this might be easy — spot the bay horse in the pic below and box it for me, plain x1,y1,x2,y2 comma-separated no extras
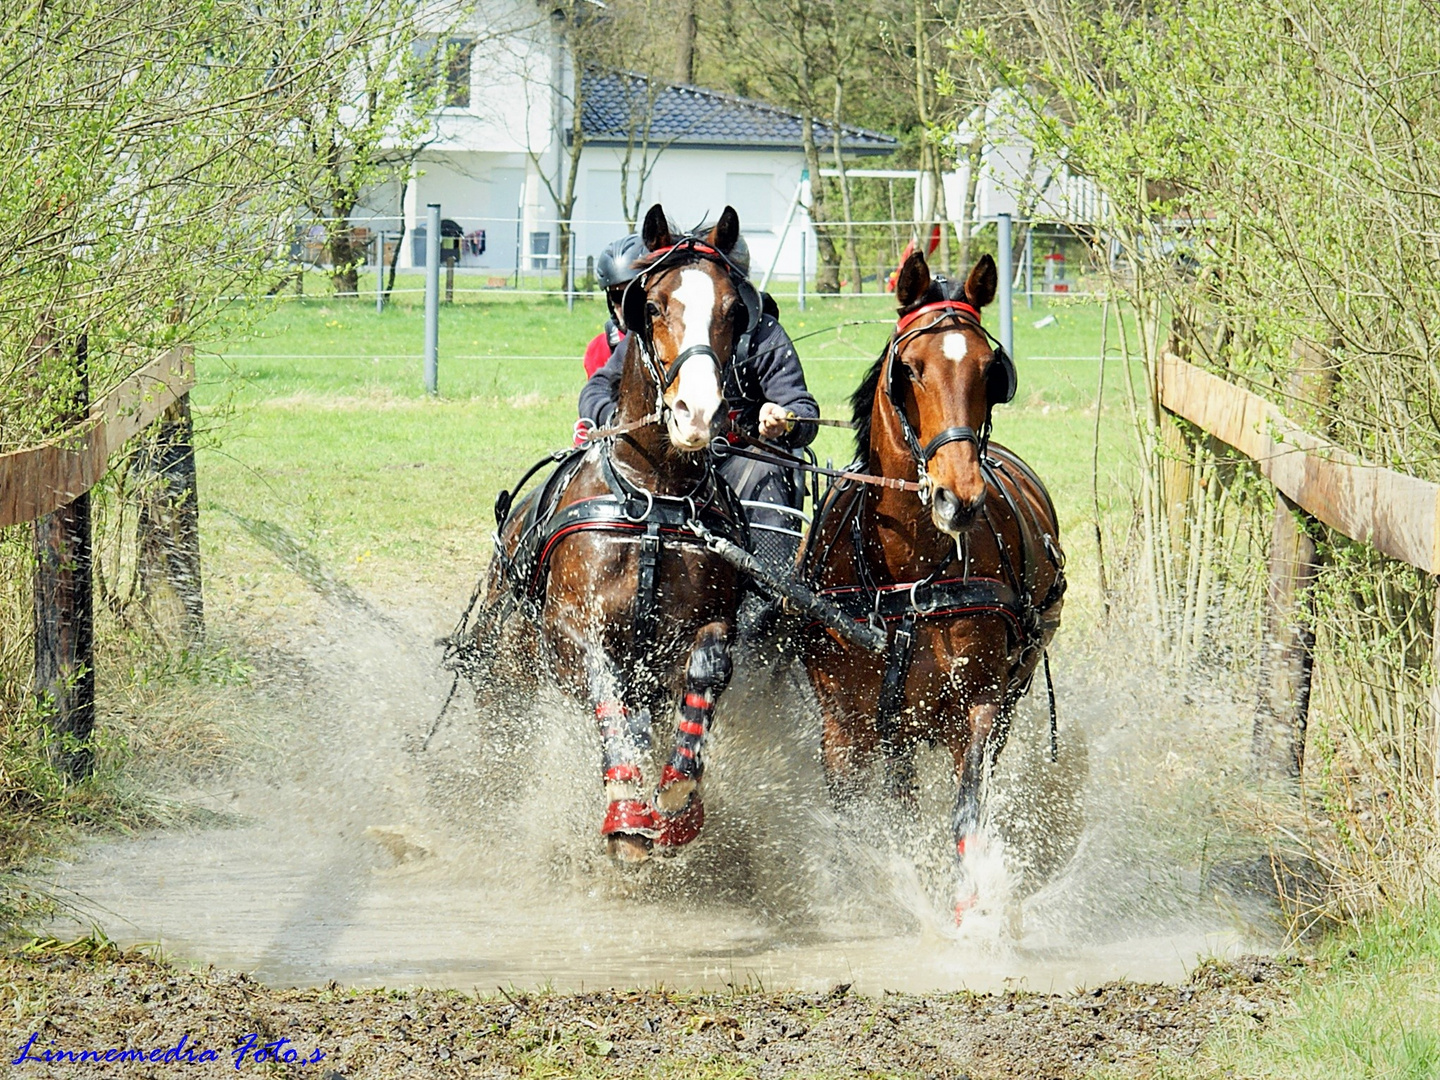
798,250,1066,920
479,204,757,863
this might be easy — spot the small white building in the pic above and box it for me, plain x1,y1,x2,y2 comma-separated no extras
358,6,895,277
943,92,1108,232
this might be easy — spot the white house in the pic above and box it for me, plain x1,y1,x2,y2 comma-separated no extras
943,93,1108,232
357,4,896,277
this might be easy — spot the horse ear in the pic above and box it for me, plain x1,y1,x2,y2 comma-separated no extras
622,280,647,336
964,254,998,309
708,206,741,255
895,250,931,309
641,204,673,251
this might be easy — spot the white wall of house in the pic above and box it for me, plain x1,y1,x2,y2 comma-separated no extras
573,147,814,279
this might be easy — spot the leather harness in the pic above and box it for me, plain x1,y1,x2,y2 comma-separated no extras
494,444,748,654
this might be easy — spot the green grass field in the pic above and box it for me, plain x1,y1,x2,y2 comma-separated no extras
195,286,1143,613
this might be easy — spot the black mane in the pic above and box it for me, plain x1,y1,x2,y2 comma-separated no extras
848,276,957,460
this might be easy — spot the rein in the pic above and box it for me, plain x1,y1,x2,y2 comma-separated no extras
711,435,925,493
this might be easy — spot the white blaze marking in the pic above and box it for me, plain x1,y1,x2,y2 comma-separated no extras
666,268,722,446
942,332,969,361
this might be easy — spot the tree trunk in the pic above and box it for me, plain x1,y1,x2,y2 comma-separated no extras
800,114,840,293
832,80,863,293
958,133,982,270
329,199,360,295
675,0,696,84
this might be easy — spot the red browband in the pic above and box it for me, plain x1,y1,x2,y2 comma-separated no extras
895,300,982,335
642,240,721,265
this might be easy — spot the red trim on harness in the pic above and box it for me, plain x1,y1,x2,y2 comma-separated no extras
820,575,1007,597
896,300,983,335
595,701,628,720
682,692,711,711
677,719,705,737
533,516,711,592
674,744,695,759
604,764,642,783
644,240,721,264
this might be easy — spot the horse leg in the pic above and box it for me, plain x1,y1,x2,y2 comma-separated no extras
586,648,658,862
882,746,919,819
653,621,731,850
950,701,1003,922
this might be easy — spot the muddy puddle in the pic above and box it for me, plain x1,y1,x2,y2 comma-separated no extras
36,596,1273,995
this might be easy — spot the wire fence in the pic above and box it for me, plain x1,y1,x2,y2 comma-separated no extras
276,212,1106,302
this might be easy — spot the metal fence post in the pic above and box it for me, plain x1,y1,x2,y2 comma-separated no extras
996,213,1014,355
424,203,440,395
798,229,807,313
375,231,386,314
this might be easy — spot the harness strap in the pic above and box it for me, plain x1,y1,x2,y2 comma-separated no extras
634,521,662,652
876,611,917,750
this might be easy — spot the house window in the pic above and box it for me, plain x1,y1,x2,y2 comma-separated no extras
725,173,774,232
444,38,474,108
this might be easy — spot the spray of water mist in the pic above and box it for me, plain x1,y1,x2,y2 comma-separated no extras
39,588,1273,993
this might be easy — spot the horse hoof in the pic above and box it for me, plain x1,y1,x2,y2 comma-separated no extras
654,792,704,851
954,893,977,926
607,834,654,863
601,798,659,839
655,765,697,815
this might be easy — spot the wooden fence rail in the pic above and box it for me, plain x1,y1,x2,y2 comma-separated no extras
1158,351,1440,796
1158,352,1440,574
1,345,197,780
1,347,194,528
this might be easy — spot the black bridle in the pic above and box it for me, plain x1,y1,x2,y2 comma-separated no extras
883,299,1016,505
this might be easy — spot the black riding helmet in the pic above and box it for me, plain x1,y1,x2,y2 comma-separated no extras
597,232,649,290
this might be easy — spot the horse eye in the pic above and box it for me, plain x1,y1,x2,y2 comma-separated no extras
646,301,660,318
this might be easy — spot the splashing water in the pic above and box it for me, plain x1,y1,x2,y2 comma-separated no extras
36,597,1271,994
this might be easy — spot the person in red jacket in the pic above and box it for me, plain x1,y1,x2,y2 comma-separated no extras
582,318,623,378
573,234,646,445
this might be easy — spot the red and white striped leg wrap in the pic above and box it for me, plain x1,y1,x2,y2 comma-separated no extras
666,690,712,782
595,701,644,785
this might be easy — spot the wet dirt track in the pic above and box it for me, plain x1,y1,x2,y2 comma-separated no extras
21,582,1286,1076
0,948,1298,1079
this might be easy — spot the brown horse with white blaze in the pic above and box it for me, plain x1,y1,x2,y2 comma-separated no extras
480,204,758,863
798,250,1066,919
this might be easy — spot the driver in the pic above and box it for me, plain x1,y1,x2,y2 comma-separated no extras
578,231,819,568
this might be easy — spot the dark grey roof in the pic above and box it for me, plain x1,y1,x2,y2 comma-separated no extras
578,71,897,156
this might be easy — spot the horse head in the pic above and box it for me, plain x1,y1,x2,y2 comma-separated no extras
621,203,756,452
887,250,1011,538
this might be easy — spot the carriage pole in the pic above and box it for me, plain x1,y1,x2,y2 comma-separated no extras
424,203,440,395
996,213,1014,355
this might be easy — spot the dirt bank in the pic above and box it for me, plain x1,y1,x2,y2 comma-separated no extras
1,948,1298,1079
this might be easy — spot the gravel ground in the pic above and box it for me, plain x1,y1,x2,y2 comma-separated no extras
0,948,1299,1079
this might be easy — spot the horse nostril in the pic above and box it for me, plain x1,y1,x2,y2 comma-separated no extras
933,486,982,531
933,487,961,525
671,397,691,420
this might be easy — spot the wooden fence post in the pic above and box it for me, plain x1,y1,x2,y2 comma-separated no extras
1254,495,1319,778
33,333,94,779
1431,589,1440,819
1252,339,1336,780
135,393,204,644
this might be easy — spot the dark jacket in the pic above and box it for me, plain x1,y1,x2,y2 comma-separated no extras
577,315,819,450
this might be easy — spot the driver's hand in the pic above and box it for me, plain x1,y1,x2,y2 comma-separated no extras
758,402,791,440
